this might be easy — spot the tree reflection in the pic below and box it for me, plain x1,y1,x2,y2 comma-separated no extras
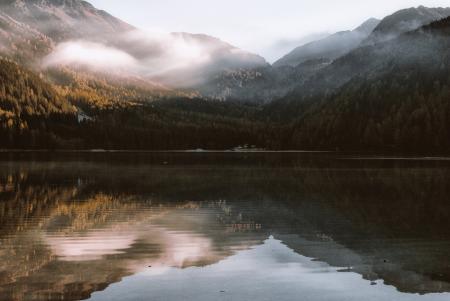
0,157,449,299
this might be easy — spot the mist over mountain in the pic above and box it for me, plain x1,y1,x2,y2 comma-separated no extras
0,0,267,90
0,0,133,41
1,1,450,152
198,18,381,104
198,18,381,103
363,5,450,45
273,18,380,68
197,58,331,104
272,6,450,104
146,33,268,87
268,16,450,151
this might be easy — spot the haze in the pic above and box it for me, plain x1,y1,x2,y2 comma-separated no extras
89,0,450,62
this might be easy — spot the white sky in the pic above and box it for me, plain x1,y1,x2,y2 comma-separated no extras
89,0,450,62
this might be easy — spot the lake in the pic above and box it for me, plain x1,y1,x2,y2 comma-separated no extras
0,152,449,301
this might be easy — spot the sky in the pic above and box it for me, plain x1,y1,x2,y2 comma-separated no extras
89,0,450,62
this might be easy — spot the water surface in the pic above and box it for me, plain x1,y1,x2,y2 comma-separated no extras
0,152,449,300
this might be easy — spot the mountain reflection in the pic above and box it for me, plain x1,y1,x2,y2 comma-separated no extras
0,155,449,300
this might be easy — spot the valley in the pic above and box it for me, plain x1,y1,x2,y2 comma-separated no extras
0,1,450,152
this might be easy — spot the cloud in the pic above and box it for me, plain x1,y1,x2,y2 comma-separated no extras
42,30,216,81
119,29,213,76
42,29,265,87
43,40,138,72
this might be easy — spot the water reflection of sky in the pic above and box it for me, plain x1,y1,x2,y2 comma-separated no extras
1,157,450,300
44,226,215,267
89,237,450,301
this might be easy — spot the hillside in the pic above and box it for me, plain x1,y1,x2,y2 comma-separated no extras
273,18,380,68
199,59,330,104
269,17,450,152
1,2,450,152
0,0,267,96
150,32,268,88
0,56,79,147
363,6,450,45
0,57,74,120
201,18,381,104
0,0,134,41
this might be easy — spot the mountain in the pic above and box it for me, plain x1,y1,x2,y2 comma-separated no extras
198,58,330,103
0,56,74,118
0,0,273,149
0,0,267,92
206,8,450,104
273,18,380,68
0,0,134,42
0,56,78,147
268,16,450,151
200,18,380,104
0,10,53,62
0,0,137,73
200,18,381,103
270,8,450,110
150,33,268,88
2,2,450,151
363,6,450,45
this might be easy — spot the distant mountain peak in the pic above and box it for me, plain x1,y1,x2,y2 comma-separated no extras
273,18,379,68
354,18,381,34
0,0,135,41
363,6,450,45
4,0,92,8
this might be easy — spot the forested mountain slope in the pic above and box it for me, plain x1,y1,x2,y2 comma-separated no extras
0,0,268,97
274,18,380,68
270,17,450,152
1,2,450,152
363,6,450,45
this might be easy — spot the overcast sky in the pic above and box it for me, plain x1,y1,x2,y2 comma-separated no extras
89,0,450,62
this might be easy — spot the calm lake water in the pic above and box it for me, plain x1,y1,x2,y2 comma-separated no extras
0,152,449,301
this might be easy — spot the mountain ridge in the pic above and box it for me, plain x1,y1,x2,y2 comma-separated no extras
362,5,450,45
273,18,380,68
0,0,268,95
0,0,135,41
266,16,450,151
1,2,450,151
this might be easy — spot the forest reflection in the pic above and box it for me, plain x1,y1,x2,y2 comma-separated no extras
0,156,449,300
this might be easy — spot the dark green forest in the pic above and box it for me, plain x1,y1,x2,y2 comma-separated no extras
1,17,450,152
1,55,450,152
0,57,273,150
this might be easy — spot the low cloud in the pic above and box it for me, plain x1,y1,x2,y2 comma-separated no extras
42,29,264,87
120,30,213,76
42,30,224,85
43,40,138,72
